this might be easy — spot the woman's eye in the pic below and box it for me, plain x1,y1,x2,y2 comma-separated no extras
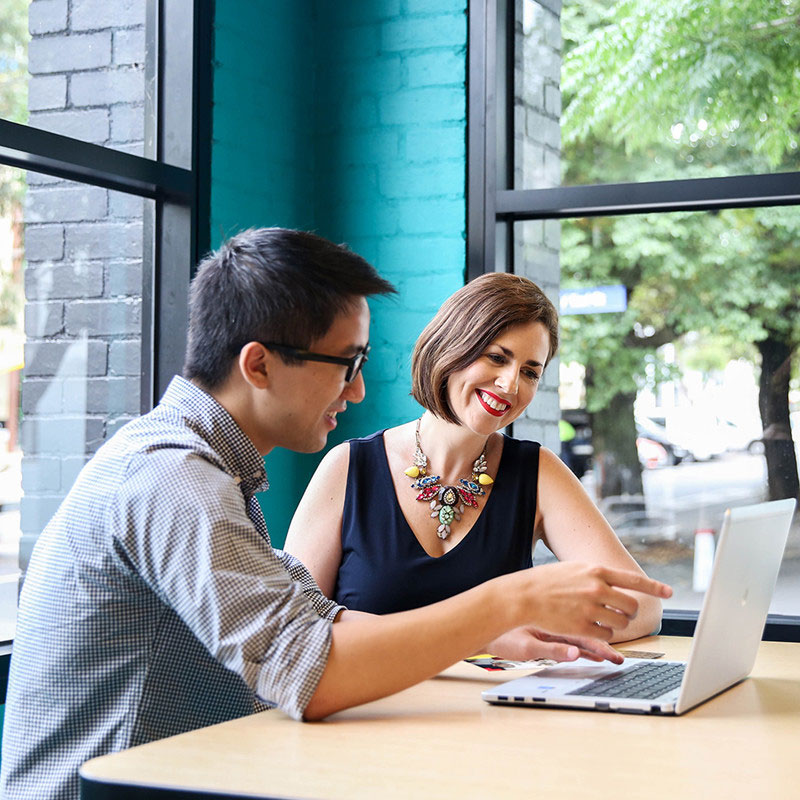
487,353,505,364
523,370,540,382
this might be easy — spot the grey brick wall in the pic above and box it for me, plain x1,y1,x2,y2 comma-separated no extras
513,0,562,453
21,0,147,569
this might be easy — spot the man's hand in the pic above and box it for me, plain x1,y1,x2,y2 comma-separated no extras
506,562,672,641
480,626,624,663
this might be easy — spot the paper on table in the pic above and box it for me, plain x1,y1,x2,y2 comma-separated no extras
464,654,557,671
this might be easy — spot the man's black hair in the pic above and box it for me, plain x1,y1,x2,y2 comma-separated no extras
183,227,396,389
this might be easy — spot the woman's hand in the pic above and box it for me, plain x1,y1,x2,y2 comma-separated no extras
534,448,666,640
480,625,624,663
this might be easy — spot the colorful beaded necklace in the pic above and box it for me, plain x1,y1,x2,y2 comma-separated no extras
403,418,495,540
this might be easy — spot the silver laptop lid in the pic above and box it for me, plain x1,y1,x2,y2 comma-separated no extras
676,498,796,714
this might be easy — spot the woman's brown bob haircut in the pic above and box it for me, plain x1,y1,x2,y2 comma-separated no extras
411,273,559,424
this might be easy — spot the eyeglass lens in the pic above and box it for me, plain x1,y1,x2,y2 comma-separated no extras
346,352,364,382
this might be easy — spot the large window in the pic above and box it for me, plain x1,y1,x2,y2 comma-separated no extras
0,0,210,641
469,0,800,638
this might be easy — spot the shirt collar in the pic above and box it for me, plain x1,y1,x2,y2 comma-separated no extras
159,376,268,496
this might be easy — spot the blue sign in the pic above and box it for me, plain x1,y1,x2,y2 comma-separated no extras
560,285,627,315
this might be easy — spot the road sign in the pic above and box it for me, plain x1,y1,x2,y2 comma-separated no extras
560,285,627,315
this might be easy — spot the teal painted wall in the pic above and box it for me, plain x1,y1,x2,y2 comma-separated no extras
211,1,316,239
211,0,467,546
211,0,320,546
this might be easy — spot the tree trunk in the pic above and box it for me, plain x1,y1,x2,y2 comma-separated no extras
756,333,799,501
590,390,643,499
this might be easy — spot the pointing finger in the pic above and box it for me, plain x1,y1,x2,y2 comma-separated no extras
597,567,672,599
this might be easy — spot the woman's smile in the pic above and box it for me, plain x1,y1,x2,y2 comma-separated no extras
446,320,552,433
476,389,511,416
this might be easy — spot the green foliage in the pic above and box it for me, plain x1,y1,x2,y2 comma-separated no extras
0,0,28,336
560,204,799,410
563,0,800,170
0,0,28,123
558,0,800,419
0,0,28,215
676,334,757,376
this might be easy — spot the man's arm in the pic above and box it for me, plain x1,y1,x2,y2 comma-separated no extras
115,450,339,721
304,561,672,720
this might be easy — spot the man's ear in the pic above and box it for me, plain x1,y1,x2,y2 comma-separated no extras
237,342,272,389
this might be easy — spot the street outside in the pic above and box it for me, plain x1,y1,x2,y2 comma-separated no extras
535,451,800,616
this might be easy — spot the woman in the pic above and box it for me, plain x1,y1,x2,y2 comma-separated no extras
285,273,662,660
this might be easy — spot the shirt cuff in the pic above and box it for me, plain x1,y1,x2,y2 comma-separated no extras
275,549,343,620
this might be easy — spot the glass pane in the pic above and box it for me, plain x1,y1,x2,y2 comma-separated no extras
13,0,150,156
519,207,800,614
0,164,23,640
514,0,800,189
0,167,151,639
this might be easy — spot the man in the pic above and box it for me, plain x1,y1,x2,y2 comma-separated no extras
1,228,670,799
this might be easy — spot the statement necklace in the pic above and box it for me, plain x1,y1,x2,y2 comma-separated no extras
403,418,495,540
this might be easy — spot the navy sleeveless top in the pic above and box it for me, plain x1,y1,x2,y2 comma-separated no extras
335,430,540,613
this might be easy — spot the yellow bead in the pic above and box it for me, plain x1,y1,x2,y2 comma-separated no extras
478,473,494,486
404,466,420,478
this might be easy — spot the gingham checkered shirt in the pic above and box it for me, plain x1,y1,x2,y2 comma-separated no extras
1,376,343,800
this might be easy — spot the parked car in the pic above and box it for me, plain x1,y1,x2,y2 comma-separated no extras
714,417,765,453
634,415,689,465
727,411,799,455
645,411,728,461
636,436,671,469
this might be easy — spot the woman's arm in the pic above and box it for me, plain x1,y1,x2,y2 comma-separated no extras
534,446,663,641
283,442,350,599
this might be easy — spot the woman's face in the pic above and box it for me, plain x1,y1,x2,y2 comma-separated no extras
446,321,551,435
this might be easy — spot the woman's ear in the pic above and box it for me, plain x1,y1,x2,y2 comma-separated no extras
237,342,271,389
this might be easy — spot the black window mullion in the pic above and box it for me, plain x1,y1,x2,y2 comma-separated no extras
191,0,215,267
141,0,209,408
497,171,800,221
467,0,497,281
0,119,192,202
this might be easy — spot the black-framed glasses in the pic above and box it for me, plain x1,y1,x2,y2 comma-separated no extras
261,342,370,383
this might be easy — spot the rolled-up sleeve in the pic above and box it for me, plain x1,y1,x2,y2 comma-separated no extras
276,549,345,621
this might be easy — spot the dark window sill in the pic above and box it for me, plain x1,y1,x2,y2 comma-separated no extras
661,611,800,642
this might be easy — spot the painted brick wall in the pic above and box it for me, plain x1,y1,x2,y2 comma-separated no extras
313,0,467,437
21,0,146,567
210,0,319,543
210,0,316,241
211,0,468,545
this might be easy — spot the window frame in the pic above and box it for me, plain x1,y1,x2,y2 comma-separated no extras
0,0,213,655
468,0,800,642
0,0,212,412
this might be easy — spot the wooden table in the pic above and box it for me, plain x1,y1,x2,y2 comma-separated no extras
80,636,800,799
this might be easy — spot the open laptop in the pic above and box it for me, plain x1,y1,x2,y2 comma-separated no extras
482,498,796,715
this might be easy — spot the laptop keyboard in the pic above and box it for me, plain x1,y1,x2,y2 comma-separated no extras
566,662,686,700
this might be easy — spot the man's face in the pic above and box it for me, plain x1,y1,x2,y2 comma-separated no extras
264,298,371,453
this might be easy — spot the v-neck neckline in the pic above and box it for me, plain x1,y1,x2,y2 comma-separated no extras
378,430,508,560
